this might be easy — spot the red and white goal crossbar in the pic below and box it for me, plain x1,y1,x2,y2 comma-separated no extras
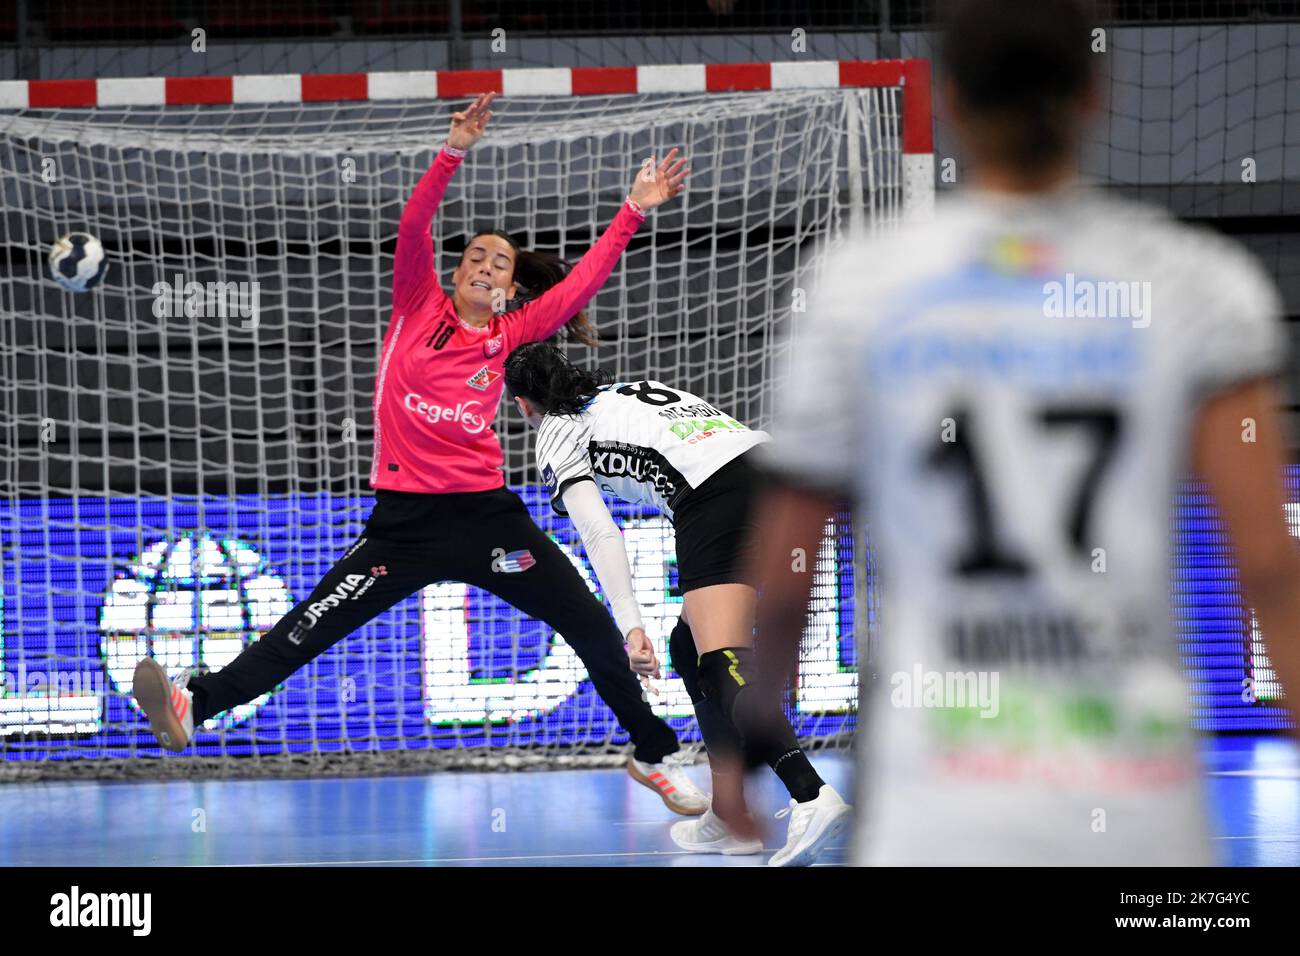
0,59,934,216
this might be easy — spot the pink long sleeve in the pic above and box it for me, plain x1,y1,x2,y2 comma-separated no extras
508,200,646,344
392,146,464,312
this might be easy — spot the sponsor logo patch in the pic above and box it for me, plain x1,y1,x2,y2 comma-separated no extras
669,417,749,442
351,565,391,602
484,334,504,358
466,366,502,391
592,448,678,499
404,393,488,434
490,548,537,574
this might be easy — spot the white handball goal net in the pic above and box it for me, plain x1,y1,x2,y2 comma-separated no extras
0,63,931,779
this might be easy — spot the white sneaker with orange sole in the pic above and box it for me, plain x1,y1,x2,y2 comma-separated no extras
132,658,195,753
627,752,709,816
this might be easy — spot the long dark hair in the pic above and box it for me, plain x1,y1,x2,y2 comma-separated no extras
940,0,1096,173
466,229,599,346
504,342,610,416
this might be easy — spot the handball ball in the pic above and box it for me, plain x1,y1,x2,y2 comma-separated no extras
49,232,109,293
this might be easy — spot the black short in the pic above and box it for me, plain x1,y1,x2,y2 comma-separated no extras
672,449,765,593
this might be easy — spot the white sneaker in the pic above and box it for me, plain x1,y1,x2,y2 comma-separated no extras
627,751,710,816
133,658,196,753
768,785,852,867
671,808,763,856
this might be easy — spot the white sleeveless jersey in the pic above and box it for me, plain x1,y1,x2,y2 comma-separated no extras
764,189,1285,865
534,381,769,517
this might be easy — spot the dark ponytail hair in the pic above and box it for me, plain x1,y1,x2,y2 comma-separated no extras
940,0,1096,173
504,342,610,416
467,229,599,347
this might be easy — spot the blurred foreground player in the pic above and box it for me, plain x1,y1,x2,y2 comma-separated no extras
748,0,1300,864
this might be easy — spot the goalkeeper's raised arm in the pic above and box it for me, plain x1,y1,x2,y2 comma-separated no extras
393,89,687,348
506,147,687,346
391,91,497,312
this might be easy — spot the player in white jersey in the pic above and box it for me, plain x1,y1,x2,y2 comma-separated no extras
747,0,1300,865
504,342,851,865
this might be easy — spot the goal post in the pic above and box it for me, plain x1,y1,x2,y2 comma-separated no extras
0,60,932,779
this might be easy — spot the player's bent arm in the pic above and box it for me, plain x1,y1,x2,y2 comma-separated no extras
1191,377,1300,730
559,479,645,638
746,478,839,700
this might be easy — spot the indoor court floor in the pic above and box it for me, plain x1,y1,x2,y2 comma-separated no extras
0,738,1295,867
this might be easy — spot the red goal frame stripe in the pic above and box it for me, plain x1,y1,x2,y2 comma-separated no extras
27,79,97,109
435,69,503,99
302,73,369,103
705,62,771,93
166,76,233,106
571,67,639,96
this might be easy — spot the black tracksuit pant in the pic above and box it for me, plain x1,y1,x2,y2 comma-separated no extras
186,487,681,763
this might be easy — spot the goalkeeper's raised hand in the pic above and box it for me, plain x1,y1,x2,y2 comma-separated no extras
628,148,689,211
447,92,497,151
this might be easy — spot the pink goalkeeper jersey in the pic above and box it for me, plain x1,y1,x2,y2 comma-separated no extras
370,146,646,494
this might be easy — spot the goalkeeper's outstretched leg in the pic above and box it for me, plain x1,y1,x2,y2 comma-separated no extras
133,487,707,815
133,526,431,752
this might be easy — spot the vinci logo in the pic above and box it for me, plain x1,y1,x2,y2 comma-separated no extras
100,533,294,729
